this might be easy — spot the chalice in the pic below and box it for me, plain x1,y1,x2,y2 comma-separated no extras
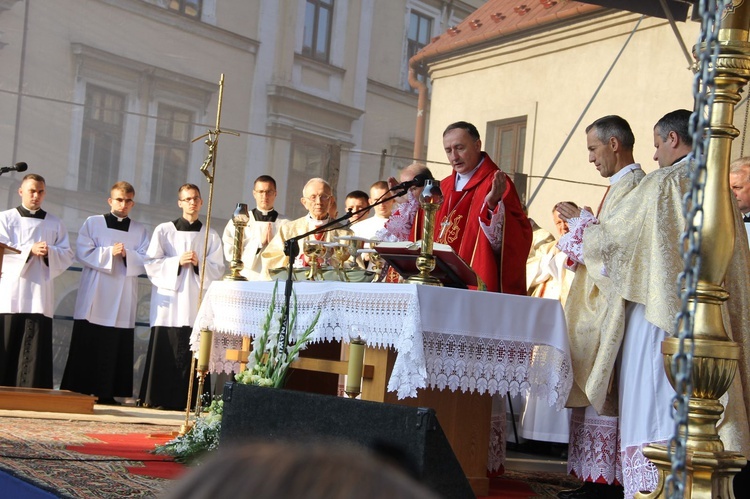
327,243,352,281
303,240,326,281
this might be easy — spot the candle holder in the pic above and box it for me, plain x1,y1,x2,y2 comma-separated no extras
407,179,444,287
345,324,367,398
193,328,213,417
224,203,250,281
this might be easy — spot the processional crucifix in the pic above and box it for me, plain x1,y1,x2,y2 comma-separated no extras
179,74,239,435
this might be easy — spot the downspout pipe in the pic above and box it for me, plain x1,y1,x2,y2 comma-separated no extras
408,55,428,162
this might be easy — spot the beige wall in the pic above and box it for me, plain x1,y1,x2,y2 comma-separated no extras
425,12,702,234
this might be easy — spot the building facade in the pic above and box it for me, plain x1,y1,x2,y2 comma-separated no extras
0,0,481,394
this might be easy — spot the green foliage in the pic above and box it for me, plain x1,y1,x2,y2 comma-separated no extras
153,282,319,464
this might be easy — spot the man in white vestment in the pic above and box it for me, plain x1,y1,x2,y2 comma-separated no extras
61,181,149,405
521,203,577,448
222,175,288,281
261,178,353,274
560,110,750,499
351,181,394,240
729,156,750,246
139,184,224,410
555,115,646,499
345,190,370,237
0,174,74,388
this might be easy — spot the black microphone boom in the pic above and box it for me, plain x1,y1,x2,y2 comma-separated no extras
390,172,430,191
0,162,28,174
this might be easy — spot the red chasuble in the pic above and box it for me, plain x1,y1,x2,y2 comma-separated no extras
435,153,531,294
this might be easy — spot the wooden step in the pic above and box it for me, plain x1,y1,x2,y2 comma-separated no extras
0,387,97,414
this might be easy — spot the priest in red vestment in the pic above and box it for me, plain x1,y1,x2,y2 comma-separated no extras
437,121,531,294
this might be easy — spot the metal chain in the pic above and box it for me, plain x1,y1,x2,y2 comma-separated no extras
666,1,727,497
742,83,750,157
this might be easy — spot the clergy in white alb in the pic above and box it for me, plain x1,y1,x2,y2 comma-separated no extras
61,181,149,404
555,116,646,499
222,175,288,281
140,184,224,410
0,174,74,388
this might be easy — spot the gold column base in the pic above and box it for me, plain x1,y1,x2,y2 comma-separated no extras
636,444,745,499
406,254,443,286
223,272,248,282
640,336,745,498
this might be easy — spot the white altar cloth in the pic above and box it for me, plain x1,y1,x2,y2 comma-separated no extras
191,281,572,407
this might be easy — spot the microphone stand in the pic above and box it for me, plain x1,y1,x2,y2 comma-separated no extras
276,186,409,358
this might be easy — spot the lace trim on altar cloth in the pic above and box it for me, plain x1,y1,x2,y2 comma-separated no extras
622,442,664,499
567,408,623,485
192,284,426,399
423,332,572,409
557,209,598,269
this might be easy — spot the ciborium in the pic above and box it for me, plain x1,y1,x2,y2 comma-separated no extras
407,179,444,286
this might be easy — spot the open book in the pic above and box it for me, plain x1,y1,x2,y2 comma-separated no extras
374,240,481,289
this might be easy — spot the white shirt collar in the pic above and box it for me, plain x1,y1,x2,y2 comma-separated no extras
609,163,642,185
455,156,486,191
307,214,329,227
22,204,39,215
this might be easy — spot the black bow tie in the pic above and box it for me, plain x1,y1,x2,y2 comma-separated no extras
744,213,750,223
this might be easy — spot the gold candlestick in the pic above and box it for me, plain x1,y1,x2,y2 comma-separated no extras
224,203,250,281
408,179,444,286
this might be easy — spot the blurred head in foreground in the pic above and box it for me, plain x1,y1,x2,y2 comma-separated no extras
164,441,439,499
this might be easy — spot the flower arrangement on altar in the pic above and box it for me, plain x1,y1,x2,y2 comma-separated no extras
153,282,319,463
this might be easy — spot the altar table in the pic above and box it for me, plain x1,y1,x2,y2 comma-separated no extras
191,281,572,408
191,281,572,496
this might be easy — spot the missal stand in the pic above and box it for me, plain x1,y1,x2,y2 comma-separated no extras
0,242,97,414
374,241,481,289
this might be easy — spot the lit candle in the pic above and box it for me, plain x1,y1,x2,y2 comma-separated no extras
345,337,365,397
198,329,213,371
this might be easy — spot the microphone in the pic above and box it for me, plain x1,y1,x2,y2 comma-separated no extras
0,162,28,174
390,173,430,191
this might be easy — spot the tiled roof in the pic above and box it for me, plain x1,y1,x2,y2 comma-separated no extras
411,0,604,65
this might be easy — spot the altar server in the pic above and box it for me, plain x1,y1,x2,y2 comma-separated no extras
222,175,288,280
61,181,149,405
0,174,74,388
139,184,224,410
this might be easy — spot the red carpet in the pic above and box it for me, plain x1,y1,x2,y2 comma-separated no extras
65,433,185,479
484,475,537,498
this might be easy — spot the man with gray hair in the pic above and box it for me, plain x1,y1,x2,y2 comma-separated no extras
730,156,750,247
261,178,352,274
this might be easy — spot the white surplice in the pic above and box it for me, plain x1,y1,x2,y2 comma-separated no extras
145,221,224,327
0,209,74,317
73,214,149,328
222,211,288,281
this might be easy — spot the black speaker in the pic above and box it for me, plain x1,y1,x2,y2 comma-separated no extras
221,383,475,499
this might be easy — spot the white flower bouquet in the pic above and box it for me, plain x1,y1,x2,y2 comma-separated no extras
153,282,319,463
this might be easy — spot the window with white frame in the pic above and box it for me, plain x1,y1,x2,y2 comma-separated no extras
151,104,194,203
287,139,328,218
302,0,334,62
71,44,215,203
406,10,432,90
488,117,527,176
78,84,126,193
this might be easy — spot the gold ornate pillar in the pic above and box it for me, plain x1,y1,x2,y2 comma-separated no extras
639,3,750,498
